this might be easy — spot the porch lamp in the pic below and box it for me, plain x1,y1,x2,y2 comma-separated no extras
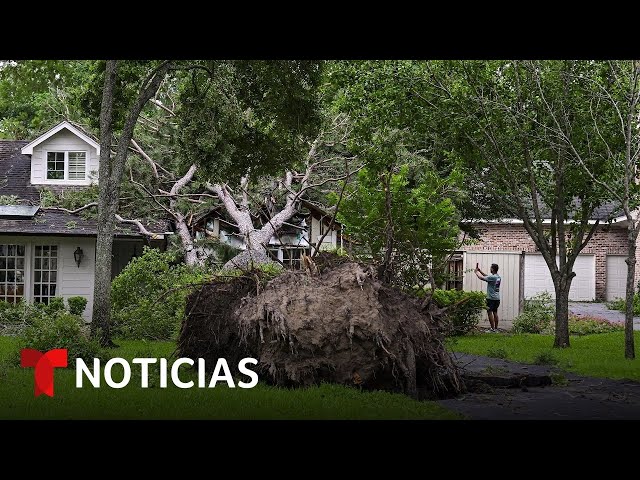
73,247,84,268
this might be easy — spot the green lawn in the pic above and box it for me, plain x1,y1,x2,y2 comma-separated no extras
0,337,460,420
449,331,640,381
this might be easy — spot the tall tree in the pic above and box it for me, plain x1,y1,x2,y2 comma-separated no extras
567,60,640,359
92,60,173,345
419,60,616,348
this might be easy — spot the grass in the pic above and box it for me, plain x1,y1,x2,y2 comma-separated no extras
0,337,460,420
449,331,640,381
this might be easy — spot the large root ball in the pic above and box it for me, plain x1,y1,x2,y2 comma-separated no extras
179,261,463,399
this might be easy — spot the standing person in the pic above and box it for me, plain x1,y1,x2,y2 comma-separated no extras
475,263,501,332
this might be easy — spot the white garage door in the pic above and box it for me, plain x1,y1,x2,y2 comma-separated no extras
607,255,627,301
524,254,595,301
463,252,521,322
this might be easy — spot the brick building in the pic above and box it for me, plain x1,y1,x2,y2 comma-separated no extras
448,214,631,321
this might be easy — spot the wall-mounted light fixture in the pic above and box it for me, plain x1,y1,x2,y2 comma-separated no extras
73,247,84,268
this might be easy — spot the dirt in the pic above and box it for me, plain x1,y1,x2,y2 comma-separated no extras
179,256,463,399
178,275,258,371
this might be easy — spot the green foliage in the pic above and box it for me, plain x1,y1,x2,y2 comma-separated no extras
111,247,209,340
607,295,640,315
21,312,101,364
0,297,86,336
513,292,555,334
39,189,57,208
67,296,88,317
486,347,508,359
222,262,284,281
38,185,99,217
431,289,486,336
177,60,323,184
338,165,463,288
533,351,559,366
568,316,624,335
327,61,467,287
0,60,81,138
0,195,18,205
45,297,65,315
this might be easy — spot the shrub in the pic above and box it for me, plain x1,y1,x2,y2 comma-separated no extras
46,297,65,315
607,295,640,316
431,289,486,336
111,246,209,340
21,311,101,364
67,296,88,317
568,315,624,335
0,300,46,335
513,292,555,334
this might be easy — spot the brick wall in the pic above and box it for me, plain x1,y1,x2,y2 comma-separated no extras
463,223,634,301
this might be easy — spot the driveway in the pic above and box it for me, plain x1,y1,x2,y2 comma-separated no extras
569,302,640,330
439,353,640,420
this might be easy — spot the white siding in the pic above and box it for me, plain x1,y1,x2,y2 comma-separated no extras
30,129,99,186
0,235,95,321
463,252,521,321
310,216,338,250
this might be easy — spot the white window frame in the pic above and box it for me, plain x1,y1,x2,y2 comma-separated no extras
0,244,27,304
45,150,87,182
32,243,61,305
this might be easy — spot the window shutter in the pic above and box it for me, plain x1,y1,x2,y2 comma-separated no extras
68,152,86,180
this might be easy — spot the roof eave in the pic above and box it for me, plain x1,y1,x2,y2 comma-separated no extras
20,121,100,156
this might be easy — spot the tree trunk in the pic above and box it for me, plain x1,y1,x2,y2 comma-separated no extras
554,278,571,348
625,228,637,359
379,171,394,283
92,61,172,346
222,230,274,270
91,60,117,346
175,214,199,266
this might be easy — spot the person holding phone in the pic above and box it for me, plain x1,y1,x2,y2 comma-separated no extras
474,263,502,332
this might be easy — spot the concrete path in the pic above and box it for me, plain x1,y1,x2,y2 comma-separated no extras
569,301,640,330
438,353,640,420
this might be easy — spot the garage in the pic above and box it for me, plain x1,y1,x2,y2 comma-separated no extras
463,251,521,322
524,254,595,301
606,255,627,301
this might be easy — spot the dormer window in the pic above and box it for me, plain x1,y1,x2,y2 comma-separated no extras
46,151,86,181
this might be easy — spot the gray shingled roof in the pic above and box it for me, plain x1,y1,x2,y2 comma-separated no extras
0,140,41,204
531,197,623,222
0,138,171,237
0,209,168,237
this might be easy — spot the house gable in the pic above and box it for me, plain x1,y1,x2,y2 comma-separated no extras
21,121,100,186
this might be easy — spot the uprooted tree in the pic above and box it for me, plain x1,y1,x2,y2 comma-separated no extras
139,116,361,268
179,254,464,398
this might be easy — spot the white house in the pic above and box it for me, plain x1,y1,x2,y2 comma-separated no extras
192,200,347,269
0,121,167,321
